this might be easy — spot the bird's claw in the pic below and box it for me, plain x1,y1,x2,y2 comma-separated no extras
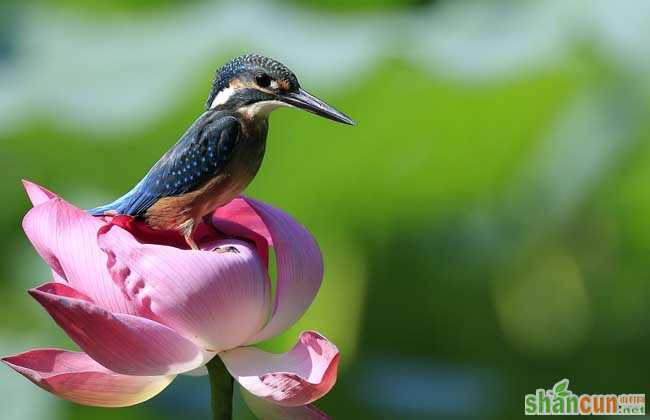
214,245,240,254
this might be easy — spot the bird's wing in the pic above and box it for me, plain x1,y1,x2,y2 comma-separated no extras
89,115,240,217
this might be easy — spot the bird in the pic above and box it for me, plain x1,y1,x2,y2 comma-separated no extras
88,53,355,250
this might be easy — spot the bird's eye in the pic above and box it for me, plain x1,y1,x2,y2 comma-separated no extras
255,73,272,88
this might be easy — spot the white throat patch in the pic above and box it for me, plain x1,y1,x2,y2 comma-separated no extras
238,100,292,119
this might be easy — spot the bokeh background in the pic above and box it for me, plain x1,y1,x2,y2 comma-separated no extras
1,0,650,419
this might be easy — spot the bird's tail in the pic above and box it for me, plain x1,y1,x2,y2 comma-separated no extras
87,201,122,216
87,191,134,216
87,180,143,216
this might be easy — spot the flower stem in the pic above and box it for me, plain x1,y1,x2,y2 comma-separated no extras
206,356,234,420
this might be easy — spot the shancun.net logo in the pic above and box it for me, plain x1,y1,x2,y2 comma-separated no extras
525,379,645,416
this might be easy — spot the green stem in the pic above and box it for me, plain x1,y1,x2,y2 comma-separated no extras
206,356,234,420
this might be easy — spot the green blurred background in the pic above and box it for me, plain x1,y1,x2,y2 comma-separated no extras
1,0,649,419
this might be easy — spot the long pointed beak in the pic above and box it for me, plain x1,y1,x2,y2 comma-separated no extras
280,88,356,126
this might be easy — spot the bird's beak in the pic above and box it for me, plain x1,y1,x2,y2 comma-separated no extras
280,88,356,125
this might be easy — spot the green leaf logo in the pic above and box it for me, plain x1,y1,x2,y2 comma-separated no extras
553,379,570,398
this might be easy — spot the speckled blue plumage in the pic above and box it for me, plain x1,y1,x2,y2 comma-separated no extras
89,53,295,225
88,114,239,217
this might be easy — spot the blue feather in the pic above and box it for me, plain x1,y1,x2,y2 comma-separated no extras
87,114,240,217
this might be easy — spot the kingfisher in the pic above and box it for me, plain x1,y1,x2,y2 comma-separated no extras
89,54,354,249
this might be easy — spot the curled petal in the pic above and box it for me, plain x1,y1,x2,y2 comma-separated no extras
22,180,57,206
213,198,272,268
35,282,93,301
22,197,137,314
233,198,324,343
98,224,270,352
29,284,211,376
241,388,330,420
213,197,272,243
22,181,66,283
221,331,339,407
2,349,173,407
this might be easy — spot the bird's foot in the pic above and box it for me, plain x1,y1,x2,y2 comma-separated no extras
214,245,240,254
184,234,199,250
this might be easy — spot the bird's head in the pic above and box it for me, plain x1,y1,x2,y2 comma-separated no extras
205,54,355,125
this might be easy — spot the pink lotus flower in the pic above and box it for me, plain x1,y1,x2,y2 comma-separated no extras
3,181,339,419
